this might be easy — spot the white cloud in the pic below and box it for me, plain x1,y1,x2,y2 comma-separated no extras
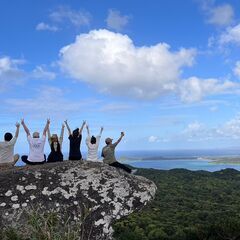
5,86,91,118
36,22,59,32
106,9,130,31
200,0,234,27
0,56,26,91
180,115,240,141
148,136,159,143
207,4,234,27
179,77,238,103
59,29,196,100
99,103,133,112
32,66,56,80
49,6,90,28
219,23,240,45
233,61,240,78
219,116,240,139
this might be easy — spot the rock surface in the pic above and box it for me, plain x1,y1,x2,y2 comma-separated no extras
0,161,156,240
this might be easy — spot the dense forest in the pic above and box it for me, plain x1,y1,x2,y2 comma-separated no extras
2,167,240,240
113,168,240,240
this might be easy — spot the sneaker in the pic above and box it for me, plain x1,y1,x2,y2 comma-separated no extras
131,169,138,175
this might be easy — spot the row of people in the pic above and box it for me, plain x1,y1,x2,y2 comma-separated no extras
0,119,136,174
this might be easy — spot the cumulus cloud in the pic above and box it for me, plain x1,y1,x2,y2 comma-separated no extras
49,6,91,28
179,77,238,103
106,9,130,31
200,0,234,27
0,56,26,91
207,4,234,27
219,23,240,45
36,22,59,32
181,115,240,141
59,29,196,99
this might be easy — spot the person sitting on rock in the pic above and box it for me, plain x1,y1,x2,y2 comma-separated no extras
85,124,103,162
0,122,20,169
65,120,86,160
102,132,137,174
47,123,65,163
21,118,50,165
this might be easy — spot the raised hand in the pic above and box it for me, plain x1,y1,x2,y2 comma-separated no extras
16,122,20,128
121,132,125,137
21,119,25,125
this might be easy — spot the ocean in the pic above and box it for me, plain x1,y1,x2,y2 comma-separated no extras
16,149,240,172
116,149,240,172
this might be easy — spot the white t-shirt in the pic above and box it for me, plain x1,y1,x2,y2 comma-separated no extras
0,137,17,164
27,135,46,162
86,135,101,161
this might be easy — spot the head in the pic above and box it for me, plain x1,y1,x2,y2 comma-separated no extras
72,128,79,138
4,132,13,142
90,136,96,144
51,134,58,142
105,137,113,145
32,132,40,138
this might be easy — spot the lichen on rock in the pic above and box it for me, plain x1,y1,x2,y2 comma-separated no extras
0,161,156,240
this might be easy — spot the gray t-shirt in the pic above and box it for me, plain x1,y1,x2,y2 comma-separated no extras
0,137,17,164
102,143,117,164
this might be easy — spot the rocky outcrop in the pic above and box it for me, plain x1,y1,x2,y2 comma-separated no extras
0,161,156,239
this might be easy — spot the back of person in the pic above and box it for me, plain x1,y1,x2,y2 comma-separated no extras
102,144,116,164
86,136,100,161
47,141,63,163
69,135,82,160
0,137,17,164
27,135,46,162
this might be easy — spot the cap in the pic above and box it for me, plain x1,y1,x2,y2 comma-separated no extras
105,137,113,144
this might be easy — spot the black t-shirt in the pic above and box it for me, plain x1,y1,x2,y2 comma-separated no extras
68,134,82,159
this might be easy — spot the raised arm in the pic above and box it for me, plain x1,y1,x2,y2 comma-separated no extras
64,120,72,136
59,124,65,143
21,119,30,136
99,127,104,136
79,120,86,136
47,126,51,141
86,124,90,137
43,119,50,136
113,132,125,147
15,122,20,138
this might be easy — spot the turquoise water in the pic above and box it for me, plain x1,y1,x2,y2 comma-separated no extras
17,149,240,172
123,159,240,172
116,150,240,172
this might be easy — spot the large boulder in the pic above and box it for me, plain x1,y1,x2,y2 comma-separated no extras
0,161,156,239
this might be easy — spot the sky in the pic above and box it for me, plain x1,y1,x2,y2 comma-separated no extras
1,0,240,153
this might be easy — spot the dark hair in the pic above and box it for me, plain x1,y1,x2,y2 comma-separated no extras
91,136,96,144
72,128,79,138
4,132,13,142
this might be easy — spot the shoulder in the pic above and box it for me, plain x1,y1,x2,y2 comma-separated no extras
10,137,17,144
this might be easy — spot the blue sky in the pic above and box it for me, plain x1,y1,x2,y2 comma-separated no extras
1,0,240,153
